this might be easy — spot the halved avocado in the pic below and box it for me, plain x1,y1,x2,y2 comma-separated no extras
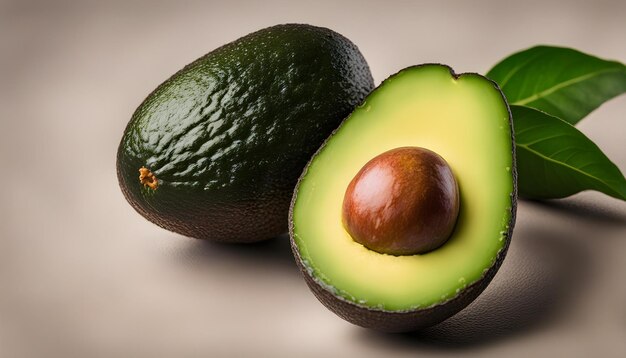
289,64,517,332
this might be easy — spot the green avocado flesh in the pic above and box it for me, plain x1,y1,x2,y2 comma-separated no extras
291,64,515,311
117,24,373,242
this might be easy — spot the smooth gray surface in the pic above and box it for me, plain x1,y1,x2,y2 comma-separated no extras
1,1,625,357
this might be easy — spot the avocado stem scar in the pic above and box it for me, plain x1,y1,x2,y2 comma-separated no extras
139,167,158,190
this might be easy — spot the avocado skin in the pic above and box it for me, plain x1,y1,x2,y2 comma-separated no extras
117,24,374,242
289,64,517,332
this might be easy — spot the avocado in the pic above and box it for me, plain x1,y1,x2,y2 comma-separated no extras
117,24,374,243
289,64,516,332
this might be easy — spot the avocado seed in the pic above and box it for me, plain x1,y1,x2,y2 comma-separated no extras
342,147,459,255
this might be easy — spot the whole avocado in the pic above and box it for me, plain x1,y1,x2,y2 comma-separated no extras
117,24,374,242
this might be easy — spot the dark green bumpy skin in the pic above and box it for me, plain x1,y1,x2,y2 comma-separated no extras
117,24,374,242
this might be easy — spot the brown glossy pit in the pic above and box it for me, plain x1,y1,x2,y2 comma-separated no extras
342,147,460,256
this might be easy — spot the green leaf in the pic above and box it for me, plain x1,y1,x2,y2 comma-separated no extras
511,105,626,200
488,46,626,125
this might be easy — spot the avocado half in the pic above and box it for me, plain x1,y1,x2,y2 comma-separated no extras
117,24,374,243
289,64,517,332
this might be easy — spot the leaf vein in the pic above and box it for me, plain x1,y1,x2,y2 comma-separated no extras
498,51,546,88
521,133,568,147
516,143,620,197
514,123,548,136
513,68,624,106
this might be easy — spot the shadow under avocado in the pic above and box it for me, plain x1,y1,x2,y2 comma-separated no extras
523,197,626,226
353,224,592,350
171,233,301,280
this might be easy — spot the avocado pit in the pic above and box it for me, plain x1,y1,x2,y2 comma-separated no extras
342,146,459,255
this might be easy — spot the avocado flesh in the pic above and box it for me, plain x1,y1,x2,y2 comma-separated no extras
291,65,515,316
117,24,374,242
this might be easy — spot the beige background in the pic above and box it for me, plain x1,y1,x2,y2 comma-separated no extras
1,0,626,357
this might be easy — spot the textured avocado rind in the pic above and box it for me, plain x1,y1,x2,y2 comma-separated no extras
117,24,374,242
289,64,517,332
